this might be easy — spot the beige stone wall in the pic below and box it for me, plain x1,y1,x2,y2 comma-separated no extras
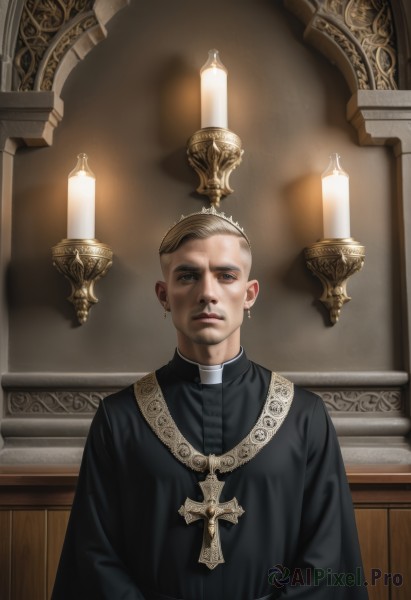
9,0,399,372
1,0,411,463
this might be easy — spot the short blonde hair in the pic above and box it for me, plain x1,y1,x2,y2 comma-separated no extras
159,210,251,255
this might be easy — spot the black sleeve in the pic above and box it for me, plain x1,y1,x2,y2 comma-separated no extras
279,397,368,599
51,400,145,600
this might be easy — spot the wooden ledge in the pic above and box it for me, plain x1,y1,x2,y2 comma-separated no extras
346,465,411,504
0,466,79,507
0,465,79,486
346,464,411,485
0,464,410,507
0,464,410,485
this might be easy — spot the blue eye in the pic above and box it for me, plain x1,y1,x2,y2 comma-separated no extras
178,273,198,281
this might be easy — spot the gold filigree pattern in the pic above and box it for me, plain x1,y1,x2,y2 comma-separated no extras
134,371,294,474
14,0,94,91
135,370,293,569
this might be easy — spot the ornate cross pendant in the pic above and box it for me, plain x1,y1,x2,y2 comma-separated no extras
178,472,245,570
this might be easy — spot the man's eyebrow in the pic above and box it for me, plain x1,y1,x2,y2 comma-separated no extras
212,265,241,272
173,264,201,273
172,264,241,273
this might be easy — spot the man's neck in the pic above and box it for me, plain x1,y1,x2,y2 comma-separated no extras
177,348,243,384
176,342,241,366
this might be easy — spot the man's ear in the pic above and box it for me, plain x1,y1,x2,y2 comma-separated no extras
244,279,259,309
155,281,169,310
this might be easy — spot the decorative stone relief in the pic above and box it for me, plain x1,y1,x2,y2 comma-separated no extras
335,0,396,89
284,0,398,91
6,387,403,415
14,0,95,91
12,0,129,93
8,390,109,414
12,1,399,95
316,16,372,89
317,389,403,412
39,14,99,91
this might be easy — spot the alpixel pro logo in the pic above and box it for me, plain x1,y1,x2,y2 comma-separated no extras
268,564,291,589
268,565,402,588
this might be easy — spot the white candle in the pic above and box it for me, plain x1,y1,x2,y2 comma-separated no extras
322,153,350,239
67,153,95,239
201,49,228,128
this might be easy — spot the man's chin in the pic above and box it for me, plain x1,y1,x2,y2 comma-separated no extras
190,334,224,346
175,323,240,348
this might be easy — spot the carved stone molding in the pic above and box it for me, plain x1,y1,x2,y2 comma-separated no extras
38,13,100,92
5,387,404,415
284,0,398,92
14,0,95,91
8,1,400,97
0,90,63,149
316,389,403,412
347,89,411,154
12,0,129,94
7,390,110,415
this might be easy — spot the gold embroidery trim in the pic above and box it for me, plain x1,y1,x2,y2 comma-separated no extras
134,371,294,473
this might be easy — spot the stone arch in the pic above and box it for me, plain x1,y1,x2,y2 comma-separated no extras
389,0,411,88
6,0,407,99
11,0,129,95
283,0,400,92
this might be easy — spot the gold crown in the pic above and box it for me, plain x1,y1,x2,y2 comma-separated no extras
159,205,251,251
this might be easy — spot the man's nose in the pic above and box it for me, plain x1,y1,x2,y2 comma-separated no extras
198,273,217,304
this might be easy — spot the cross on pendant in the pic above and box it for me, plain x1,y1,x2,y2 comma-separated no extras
178,472,245,570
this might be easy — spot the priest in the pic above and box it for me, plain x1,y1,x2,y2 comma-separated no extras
52,207,368,599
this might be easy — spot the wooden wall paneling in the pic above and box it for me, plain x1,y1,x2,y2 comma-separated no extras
0,510,11,600
11,510,46,600
354,508,389,600
389,509,411,600
0,466,409,600
47,510,70,600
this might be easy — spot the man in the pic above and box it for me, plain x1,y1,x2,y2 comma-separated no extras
52,207,368,600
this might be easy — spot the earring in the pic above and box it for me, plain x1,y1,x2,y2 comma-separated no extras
164,310,167,319
247,308,251,319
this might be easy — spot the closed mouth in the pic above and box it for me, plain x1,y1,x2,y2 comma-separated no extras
193,313,223,320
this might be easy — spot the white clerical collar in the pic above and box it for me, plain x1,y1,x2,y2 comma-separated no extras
177,348,243,384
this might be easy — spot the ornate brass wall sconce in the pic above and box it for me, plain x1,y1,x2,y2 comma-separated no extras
187,50,243,207
304,154,365,324
305,239,365,324
52,154,113,325
52,239,113,325
187,127,243,208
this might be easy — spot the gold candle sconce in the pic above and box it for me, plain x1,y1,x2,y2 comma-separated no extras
304,154,365,324
52,238,113,325
305,239,365,325
52,154,113,325
187,49,243,207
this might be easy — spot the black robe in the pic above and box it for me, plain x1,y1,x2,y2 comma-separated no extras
52,351,368,600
